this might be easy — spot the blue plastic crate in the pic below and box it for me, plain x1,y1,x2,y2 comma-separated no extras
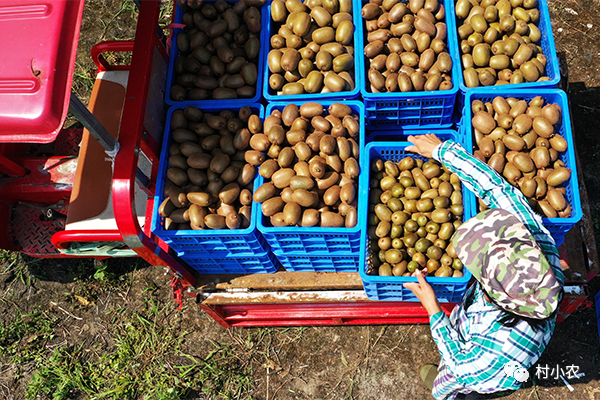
274,251,360,272
356,0,461,129
151,104,271,260
257,100,365,254
262,0,361,101
358,138,474,302
165,0,268,107
463,89,582,247
180,250,279,274
447,0,560,92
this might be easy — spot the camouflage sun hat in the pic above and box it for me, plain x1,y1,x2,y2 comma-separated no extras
451,208,561,319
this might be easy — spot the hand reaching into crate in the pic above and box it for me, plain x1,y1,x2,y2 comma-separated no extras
403,270,442,316
405,134,443,159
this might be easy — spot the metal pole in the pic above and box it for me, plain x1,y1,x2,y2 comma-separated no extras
68,92,119,155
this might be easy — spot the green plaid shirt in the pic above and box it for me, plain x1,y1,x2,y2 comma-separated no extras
428,140,564,400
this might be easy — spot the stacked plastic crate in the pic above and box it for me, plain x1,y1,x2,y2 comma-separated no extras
255,0,366,272
352,0,477,301
449,0,582,246
152,2,278,274
256,101,365,271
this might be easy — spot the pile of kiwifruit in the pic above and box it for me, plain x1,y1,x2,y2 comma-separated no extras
455,0,549,87
159,106,262,230
367,156,464,277
252,102,360,227
360,0,454,93
267,0,356,95
170,0,264,101
470,96,573,218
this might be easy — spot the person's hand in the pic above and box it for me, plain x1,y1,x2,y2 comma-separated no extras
405,134,442,159
403,270,443,316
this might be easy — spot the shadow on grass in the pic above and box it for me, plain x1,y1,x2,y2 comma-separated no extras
4,251,149,286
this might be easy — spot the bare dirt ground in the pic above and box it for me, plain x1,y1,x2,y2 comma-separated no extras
0,1,598,399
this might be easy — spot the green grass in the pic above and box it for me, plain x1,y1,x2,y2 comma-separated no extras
0,308,57,364
0,251,35,296
25,298,263,400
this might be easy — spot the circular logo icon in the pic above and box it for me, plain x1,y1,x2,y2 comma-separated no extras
503,361,521,378
503,361,529,383
513,367,530,383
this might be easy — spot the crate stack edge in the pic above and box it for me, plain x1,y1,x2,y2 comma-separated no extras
463,88,581,247
257,100,366,272
151,104,279,275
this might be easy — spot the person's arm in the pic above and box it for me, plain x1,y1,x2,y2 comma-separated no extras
404,271,489,386
406,134,542,229
429,311,514,391
406,135,564,286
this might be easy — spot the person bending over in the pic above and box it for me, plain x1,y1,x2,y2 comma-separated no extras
404,134,563,400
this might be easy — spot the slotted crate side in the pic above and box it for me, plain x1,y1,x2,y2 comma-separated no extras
463,89,581,247
366,128,466,146
274,251,360,272
180,251,279,274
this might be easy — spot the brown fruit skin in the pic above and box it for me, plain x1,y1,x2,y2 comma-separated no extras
472,111,496,135
283,202,302,226
225,213,242,229
302,209,320,226
262,197,285,217
205,214,227,230
321,211,345,227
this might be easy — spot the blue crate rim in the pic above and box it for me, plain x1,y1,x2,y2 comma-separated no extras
151,103,265,240
262,0,361,101
367,128,465,146
165,0,268,107
356,0,461,101
258,100,365,236
447,0,561,93
357,139,474,288
463,88,583,227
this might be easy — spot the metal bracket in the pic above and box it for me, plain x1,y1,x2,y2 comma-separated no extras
68,92,119,156
170,276,184,311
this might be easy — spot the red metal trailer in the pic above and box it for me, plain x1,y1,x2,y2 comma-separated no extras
0,0,596,327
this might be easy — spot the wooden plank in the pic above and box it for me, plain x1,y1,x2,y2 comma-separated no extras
195,271,365,291
202,290,371,305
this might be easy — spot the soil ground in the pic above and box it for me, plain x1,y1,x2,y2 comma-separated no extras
0,1,599,399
